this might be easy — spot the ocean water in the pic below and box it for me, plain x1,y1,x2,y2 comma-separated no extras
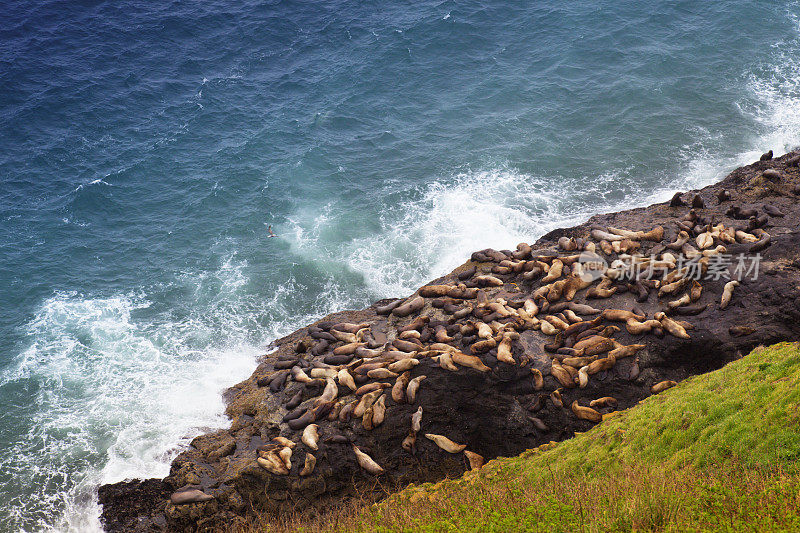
2,0,800,530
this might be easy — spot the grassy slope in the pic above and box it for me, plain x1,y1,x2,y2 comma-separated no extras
241,343,800,532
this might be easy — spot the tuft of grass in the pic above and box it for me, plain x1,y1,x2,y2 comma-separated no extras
235,342,800,533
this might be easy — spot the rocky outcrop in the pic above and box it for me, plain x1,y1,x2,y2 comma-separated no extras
99,151,800,531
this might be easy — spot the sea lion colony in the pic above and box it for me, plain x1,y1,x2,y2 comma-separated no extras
101,153,800,531
167,163,785,508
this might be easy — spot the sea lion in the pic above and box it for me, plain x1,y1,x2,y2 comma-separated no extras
654,312,690,339
729,325,756,336
717,189,731,203
542,259,564,283
257,454,289,475
418,284,453,297
531,368,544,390
577,366,589,388
372,394,387,427
464,450,484,470
586,355,616,374
673,303,708,316
354,389,383,418
272,437,296,449
337,368,357,391
668,293,691,309
474,275,504,287
691,194,705,209
571,401,602,423
496,333,518,364
452,351,491,372
355,382,390,396
309,368,338,379
367,368,398,380
763,204,784,217
170,489,214,505
285,390,303,410
608,344,645,360
287,409,315,431
589,396,618,409
402,431,417,452
388,358,420,373
550,362,576,388
391,371,412,405
300,453,316,476
406,375,426,403
748,233,771,253
376,299,403,315
315,378,338,406
669,192,686,207
720,280,739,309
425,433,467,453
338,401,355,422
760,150,773,161
602,309,645,322
301,424,319,450
625,318,660,335
361,405,375,430
392,296,425,317
550,389,564,408
352,445,384,475
690,280,702,302
433,351,459,371
651,380,677,393
411,405,423,433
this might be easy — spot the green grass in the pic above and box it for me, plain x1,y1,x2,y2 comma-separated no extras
239,342,800,533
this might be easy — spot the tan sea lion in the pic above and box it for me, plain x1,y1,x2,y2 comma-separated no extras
257,454,289,475
602,309,645,322
367,368,398,380
299,453,316,476
337,368,357,391
550,388,564,408
301,424,319,450
433,351,459,371
589,396,618,408
654,312,690,339
388,358,420,372
354,389,383,417
406,375,426,403
452,352,491,372
392,296,425,317
651,380,677,393
531,368,544,390
425,434,467,453
372,394,387,427
272,436,296,449
392,372,411,403
720,280,739,309
550,362,576,388
353,445,384,475
464,450,484,470
571,401,602,423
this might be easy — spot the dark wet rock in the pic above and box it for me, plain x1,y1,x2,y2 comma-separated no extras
100,151,800,531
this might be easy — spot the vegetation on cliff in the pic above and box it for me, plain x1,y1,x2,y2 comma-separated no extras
238,342,800,532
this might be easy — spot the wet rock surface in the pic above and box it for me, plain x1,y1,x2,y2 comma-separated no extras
100,153,800,532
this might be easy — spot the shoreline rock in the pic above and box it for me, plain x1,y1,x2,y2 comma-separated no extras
99,151,800,531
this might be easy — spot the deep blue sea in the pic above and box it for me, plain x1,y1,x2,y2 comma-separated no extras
2,0,800,530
